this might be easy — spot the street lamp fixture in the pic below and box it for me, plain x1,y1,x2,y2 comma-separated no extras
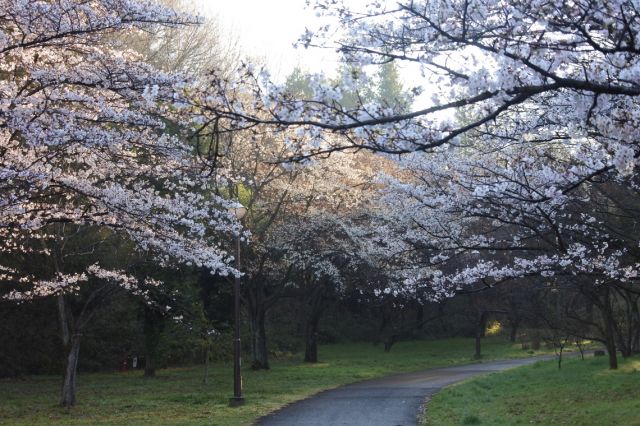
229,204,246,407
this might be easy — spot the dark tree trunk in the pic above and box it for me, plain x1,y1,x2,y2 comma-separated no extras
304,315,320,363
381,305,447,352
474,312,487,359
144,350,156,377
57,293,80,407
479,314,488,338
301,274,327,364
143,308,164,377
373,305,390,345
203,343,210,384
57,295,70,347
245,272,278,371
606,338,618,370
633,301,640,354
602,289,619,370
557,345,564,369
249,304,269,370
415,301,424,329
619,343,632,358
630,295,640,353
60,334,81,407
509,318,520,343
383,335,398,352
617,288,639,358
474,328,482,359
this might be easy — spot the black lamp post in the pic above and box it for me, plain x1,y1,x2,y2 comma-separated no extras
229,205,246,407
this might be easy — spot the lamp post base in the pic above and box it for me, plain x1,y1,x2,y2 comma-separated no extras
229,396,245,407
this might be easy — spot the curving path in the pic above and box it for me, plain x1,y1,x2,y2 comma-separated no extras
256,356,556,426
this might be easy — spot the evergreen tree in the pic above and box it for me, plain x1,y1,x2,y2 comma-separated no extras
284,66,314,98
376,62,409,113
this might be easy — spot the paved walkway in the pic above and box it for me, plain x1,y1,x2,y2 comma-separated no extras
257,356,555,426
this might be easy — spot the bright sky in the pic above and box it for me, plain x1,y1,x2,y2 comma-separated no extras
199,0,439,111
202,0,340,80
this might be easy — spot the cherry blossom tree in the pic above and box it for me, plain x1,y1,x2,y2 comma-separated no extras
272,211,368,363
195,57,400,365
0,0,242,405
377,137,640,366
194,0,640,366
234,149,385,366
199,0,639,172
261,151,406,362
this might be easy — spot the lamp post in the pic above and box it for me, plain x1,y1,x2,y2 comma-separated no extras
229,205,246,407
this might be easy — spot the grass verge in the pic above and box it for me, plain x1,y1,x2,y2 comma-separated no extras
424,354,640,425
0,337,564,425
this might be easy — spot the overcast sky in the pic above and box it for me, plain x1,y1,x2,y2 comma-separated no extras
202,0,340,80
199,1,439,111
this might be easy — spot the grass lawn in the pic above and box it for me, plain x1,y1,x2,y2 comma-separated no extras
0,337,560,425
424,354,640,425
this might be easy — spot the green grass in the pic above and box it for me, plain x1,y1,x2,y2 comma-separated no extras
424,354,640,426
0,337,561,425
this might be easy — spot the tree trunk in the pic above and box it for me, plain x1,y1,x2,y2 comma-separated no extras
575,338,585,360
57,295,70,347
479,314,488,338
304,315,320,363
249,305,270,370
383,335,398,352
509,318,519,343
474,327,482,359
301,274,326,364
373,306,390,345
557,345,564,369
474,312,486,359
631,297,640,353
602,289,619,370
143,309,163,377
619,342,632,358
606,338,618,370
60,334,81,407
203,342,210,384
415,301,424,329
633,318,640,354
144,354,155,377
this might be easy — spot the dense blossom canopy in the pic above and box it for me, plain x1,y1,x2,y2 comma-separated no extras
0,0,241,298
196,0,640,296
